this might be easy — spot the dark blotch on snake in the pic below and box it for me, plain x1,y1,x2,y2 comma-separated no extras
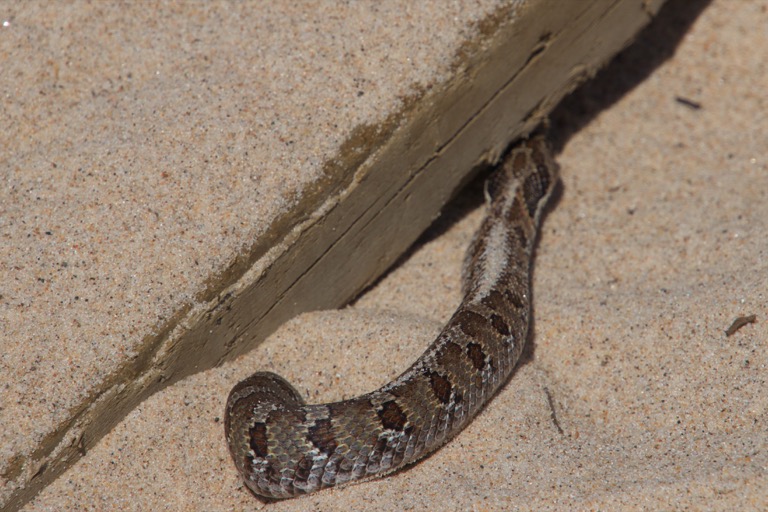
466,342,487,371
482,290,508,317
528,139,548,173
378,400,408,431
511,151,528,176
455,309,486,338
372,437,388,460
428,371,453,404
504,288,525,309
523,172,546,218
248,422,270,458
295,455,313,480
513,225,528,248
308,418,338,455
490,314,510,336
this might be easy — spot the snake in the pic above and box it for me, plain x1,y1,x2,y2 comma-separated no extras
225,132,559,499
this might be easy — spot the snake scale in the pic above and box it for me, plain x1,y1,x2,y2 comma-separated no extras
225,132,559,499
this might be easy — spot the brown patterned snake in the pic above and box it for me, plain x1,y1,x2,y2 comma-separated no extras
225,132,559,499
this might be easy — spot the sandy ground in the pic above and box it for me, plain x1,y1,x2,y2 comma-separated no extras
19,0,768,510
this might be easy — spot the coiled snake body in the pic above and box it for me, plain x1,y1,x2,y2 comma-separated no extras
225,133,559,499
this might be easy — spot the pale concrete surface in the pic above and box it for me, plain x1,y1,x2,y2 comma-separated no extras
22,0,767,510
2,1,665,509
